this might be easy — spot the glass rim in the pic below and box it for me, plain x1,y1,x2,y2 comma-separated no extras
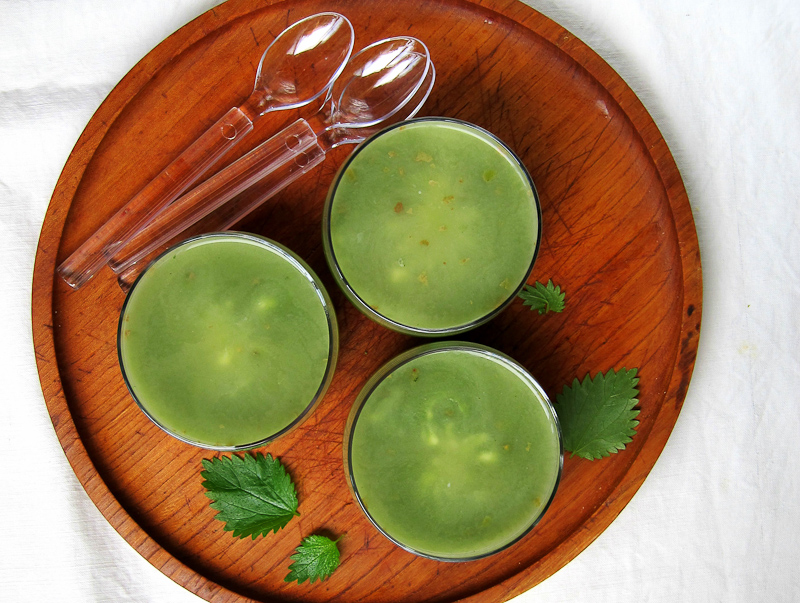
323,116,543,337
117,231,339,451
344,341,564,562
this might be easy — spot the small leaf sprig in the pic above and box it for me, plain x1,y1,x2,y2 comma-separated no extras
553,368,640,460
285,535,341,584
200,452,299,539
519,279,566,314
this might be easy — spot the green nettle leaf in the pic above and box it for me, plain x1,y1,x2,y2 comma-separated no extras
553,368,640,460
200,452,299,539
285,535,341,584
519,280,566,314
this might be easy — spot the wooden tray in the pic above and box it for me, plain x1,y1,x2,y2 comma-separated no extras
32,0,702,601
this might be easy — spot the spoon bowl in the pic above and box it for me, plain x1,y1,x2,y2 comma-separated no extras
243,12,354,117
320,37,430,129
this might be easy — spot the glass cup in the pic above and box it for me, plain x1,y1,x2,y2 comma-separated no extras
117,232,338,450
323,117,541,336
344,341,563,561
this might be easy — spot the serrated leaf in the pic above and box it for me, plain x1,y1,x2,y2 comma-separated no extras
519,279,566,314
285,535,341,584
200,452,299,539
553,368,640,460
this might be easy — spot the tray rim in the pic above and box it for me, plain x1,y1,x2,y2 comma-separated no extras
31,0,703,601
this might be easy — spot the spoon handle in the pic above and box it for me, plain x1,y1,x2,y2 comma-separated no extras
56,106,254,289
115,141,326,292
108,118,325,279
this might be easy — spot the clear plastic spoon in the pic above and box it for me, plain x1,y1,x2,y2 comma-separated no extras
109,37,435,288
57,12,354,289
115,63,437,292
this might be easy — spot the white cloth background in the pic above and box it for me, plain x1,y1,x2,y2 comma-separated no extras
2,0,798,601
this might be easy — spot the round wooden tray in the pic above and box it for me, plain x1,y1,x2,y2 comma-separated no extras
32,0,702,601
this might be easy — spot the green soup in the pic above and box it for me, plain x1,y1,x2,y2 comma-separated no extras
118,233,337,449
346,343,562,560
324,118,540,335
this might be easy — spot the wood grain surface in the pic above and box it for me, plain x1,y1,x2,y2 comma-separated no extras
32,0,702,601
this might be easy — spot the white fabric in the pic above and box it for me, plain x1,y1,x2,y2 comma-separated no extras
2,0,798,601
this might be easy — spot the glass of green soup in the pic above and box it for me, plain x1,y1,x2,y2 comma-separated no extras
117,232,338,450
323,117,541,336
344,342,562,561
